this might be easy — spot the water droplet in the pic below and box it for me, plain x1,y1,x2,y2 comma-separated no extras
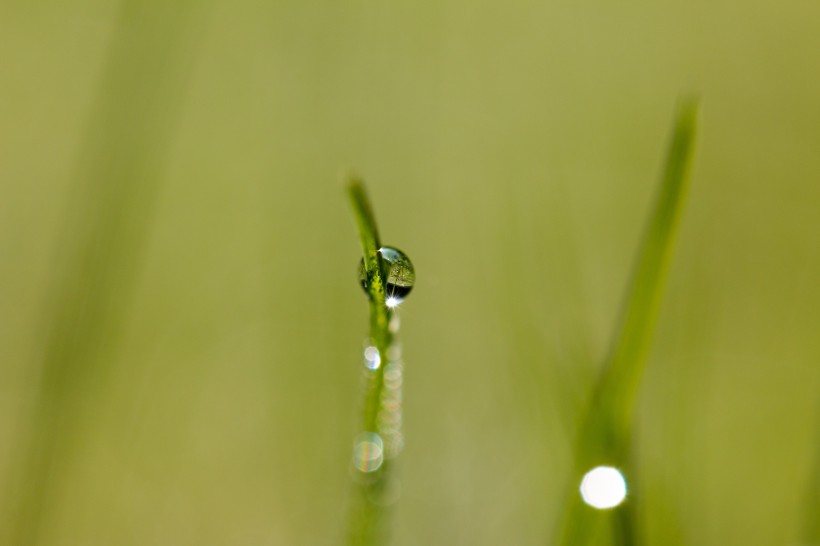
363,346,381,370
386,343,402,362
383,360,403,390
381,389,400,406
579,466,627,509
381,430,404,459
359,246,415,305
352,432,384,473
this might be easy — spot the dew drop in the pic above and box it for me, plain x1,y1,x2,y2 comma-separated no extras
579,466,627,509
363,346,381,370
359,246,415,305
352,432,384,473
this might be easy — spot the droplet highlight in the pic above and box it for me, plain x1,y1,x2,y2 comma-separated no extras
363,346,381,370
579,466,627,509
359,246,415,306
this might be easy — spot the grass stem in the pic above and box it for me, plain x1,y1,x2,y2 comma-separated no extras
555,98,700,545
345,176,399,546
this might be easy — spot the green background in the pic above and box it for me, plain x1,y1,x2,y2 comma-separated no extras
1,1,819,544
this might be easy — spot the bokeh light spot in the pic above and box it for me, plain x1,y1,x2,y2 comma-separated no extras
363,346,381,370
352,432,384,473
580,466,627,509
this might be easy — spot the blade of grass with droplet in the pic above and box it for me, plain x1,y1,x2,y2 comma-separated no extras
555,98,700,545
346,176,392,434
345,176,396,546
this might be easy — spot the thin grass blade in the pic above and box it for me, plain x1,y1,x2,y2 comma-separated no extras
344,177,400,546
5,4,210,545
556,98,700,545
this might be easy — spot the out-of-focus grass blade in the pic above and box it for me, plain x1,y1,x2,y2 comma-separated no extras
555,98,700,545
597,98,700,439
803,400,820,543
5,2,209,545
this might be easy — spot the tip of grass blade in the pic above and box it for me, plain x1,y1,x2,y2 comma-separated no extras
664,96,699,185
345,174,381,256
602,96,700,435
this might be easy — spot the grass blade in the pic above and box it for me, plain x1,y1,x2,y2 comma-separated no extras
5,3,208,544
802,398,820,543
555,98,700,545
344,176,403,546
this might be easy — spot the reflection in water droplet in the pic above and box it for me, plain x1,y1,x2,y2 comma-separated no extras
579,466,627,509
352,432,384,473
363,346,381,370
359,246,415,306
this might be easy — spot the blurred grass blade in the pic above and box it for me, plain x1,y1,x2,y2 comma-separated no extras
598,98,700,437
556,98,700,545
803,402,820,543
6,2,209,545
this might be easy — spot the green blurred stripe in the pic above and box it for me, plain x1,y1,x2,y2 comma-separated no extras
7,2,210,545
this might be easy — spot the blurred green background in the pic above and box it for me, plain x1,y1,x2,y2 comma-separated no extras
2,0,819,544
